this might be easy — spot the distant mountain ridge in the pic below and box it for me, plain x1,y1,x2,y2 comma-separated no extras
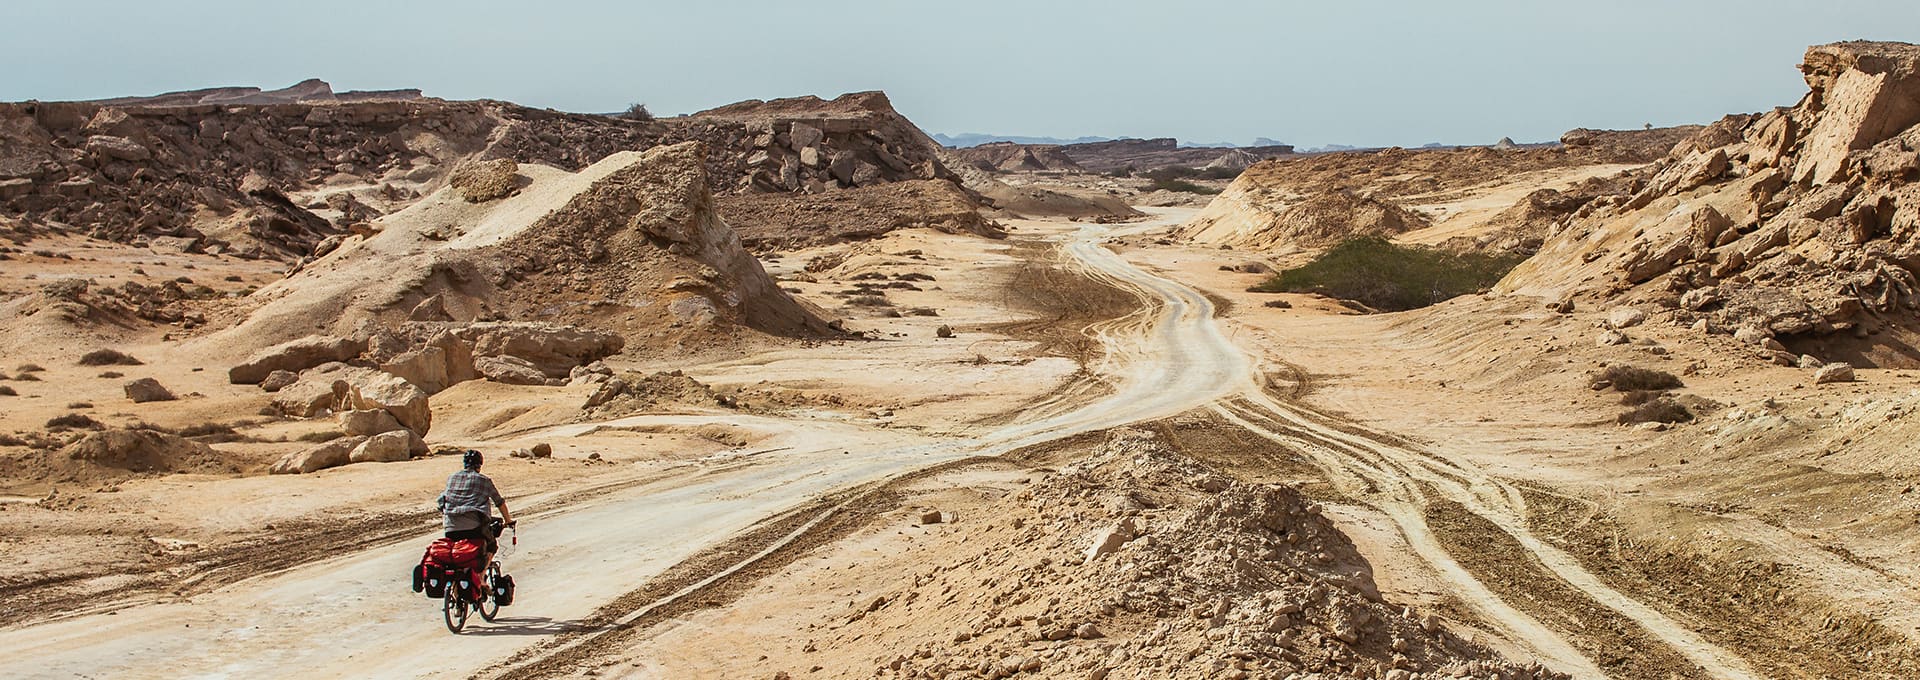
933,132,1116,148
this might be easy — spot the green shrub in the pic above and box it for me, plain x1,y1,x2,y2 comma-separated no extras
1145,177,1219,195
623,103,654,122
1250,237,1523,311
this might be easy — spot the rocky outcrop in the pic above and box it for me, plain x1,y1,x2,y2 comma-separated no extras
450,322,624,379
1501,41,1920,367
266,362,430,436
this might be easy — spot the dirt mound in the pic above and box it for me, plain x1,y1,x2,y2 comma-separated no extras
809,429,1554,679
1500,41,1920,367
719,179,1004,248
578,369,728,417
948,142,1085,173
0,428,241,487
1182,189,1431,251
200,142,832,365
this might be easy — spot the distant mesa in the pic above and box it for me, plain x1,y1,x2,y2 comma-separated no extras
84,78,425,107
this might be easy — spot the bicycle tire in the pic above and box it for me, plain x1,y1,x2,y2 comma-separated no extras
444,590,468,633
478,563,501,622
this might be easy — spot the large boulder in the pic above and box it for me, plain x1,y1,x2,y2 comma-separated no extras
341,370,432,436
348,430,413,463
475,355,550,385
453,323,623,379
338,409,405,437
268,435,367,474
123,377,177,403
378,331,478,394
230,335,366,385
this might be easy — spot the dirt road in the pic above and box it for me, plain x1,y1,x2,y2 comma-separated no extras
0,212,1765,679
0,213,1250,679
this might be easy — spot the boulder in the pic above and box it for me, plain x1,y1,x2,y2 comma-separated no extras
530,443,553,458
448,158,520,202
476,355,549,385
348,430,413,463
259,369,299,393
1814,362,1857,384
341,370,432,435
84,135,151,162
229,335,365,385
123,377,176,403
338,409,405,436
1607,307,1648,329
1084,518,1137,561
269,436,366,474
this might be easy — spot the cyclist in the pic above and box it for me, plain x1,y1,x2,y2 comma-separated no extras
436,450,514,573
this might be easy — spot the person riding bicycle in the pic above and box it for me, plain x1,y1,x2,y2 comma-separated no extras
436,450,514,566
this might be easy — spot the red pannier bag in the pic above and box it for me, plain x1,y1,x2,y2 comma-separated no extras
414,538,486,599
425,538,484,570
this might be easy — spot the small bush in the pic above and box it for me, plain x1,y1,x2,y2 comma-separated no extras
623,103,654,122
0,385,16,396
297,430,345,443
17,363,44,373
15,372,41,382
1251,237,1523,312
46,413,102,430
847,295,893,307
1600,365,1684,392
78,349,143,366
0,433,25,446
67,402,93,409
98,371,124,379
1619,398,1693,424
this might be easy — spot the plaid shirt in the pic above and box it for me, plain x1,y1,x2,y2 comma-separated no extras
437,469,504,531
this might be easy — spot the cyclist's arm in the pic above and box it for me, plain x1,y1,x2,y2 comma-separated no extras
497,499,513,525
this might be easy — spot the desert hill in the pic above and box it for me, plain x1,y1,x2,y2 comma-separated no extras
0,85,998,261
1177,127,1696,253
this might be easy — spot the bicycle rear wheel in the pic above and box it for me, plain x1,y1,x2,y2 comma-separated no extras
443,591,468,633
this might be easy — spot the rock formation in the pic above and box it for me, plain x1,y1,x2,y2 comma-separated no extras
1500,41,1920,367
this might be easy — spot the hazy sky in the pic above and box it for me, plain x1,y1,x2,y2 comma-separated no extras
4,1,1915,147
